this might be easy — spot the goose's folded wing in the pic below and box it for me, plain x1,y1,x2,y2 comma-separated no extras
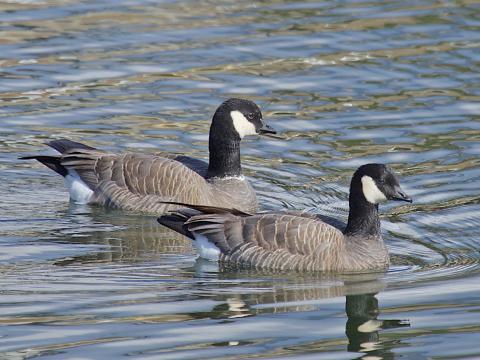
184,212,344,270
60,151,209,209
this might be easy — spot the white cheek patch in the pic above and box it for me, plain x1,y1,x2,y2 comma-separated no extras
194,234,220,262
64,169,94,204
230,110,257,138
361,175,387,204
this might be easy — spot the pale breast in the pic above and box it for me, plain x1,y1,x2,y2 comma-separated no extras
207,176,258,213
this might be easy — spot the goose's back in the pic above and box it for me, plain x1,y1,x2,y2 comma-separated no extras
154,152,209,177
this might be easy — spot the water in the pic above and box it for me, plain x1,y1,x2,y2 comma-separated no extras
1,0,480,358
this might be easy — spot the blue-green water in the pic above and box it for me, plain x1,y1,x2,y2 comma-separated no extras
1,1,480,359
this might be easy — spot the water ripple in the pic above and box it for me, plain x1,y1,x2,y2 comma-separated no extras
1,0,480,359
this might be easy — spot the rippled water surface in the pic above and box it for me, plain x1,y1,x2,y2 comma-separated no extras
2,0,480,359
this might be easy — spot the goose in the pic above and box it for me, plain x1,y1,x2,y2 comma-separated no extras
20,98,276,214
157,163,412,272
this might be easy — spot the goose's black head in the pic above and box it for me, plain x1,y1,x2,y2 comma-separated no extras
207,98,275,179
351,163,412,205
211,98,276,140
344,163,411,236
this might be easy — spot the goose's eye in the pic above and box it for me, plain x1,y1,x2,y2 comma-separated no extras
247,113,255,120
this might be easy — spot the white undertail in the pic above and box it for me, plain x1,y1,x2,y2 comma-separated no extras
64,169,94,204
193,234,221,261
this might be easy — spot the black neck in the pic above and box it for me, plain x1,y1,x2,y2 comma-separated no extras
206,122,242,179
343,181,381,237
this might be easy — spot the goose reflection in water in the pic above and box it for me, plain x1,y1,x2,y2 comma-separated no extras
346,294,409,359
202,270,410,359
209,292,410,359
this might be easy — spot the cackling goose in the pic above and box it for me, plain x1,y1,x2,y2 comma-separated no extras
158,163,412,272
21,98,276,214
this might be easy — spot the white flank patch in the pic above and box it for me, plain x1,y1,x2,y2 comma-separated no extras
64,169,94,204
230,110,257,138
361,175,387,204
194,234,220,261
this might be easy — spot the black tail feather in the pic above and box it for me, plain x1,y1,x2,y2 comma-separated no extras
159,201,252,216
19,155,68,177
157,213,195,240
47,139,96,154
